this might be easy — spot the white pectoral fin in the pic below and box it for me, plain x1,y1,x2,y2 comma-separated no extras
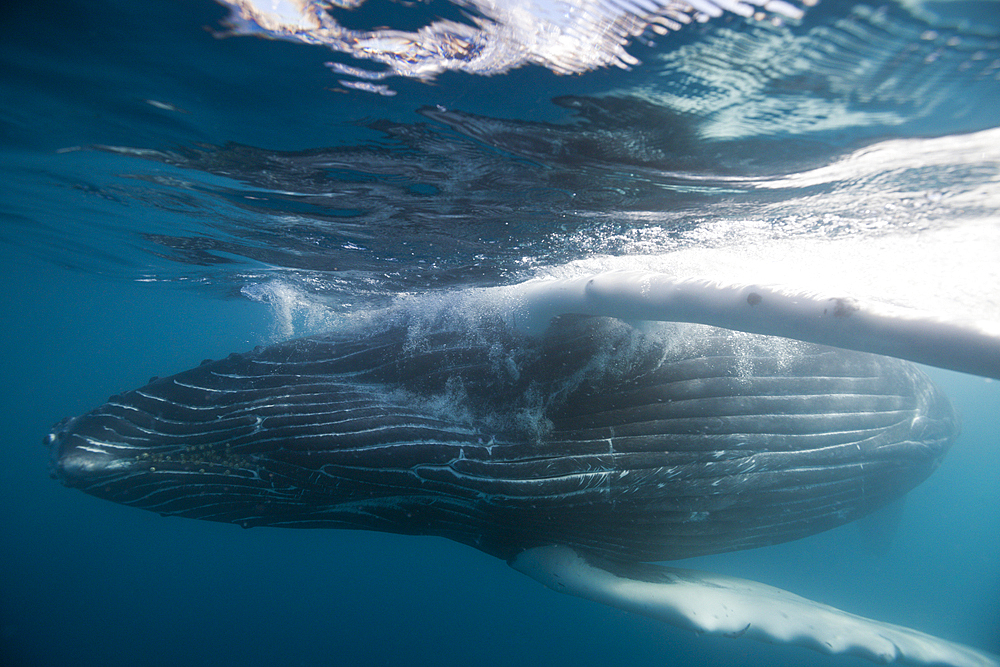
511,546,999,667
508,272,1000,380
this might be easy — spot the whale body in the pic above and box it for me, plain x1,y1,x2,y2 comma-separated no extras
47,314,956,562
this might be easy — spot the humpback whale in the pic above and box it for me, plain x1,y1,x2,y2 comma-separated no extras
46,274,999,667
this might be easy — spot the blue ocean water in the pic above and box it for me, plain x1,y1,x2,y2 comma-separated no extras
1,1,998,666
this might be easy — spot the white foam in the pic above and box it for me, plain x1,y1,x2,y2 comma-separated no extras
241,280,345,339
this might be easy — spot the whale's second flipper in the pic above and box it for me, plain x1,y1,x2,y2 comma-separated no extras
511,545,999,667
508,272,1000,380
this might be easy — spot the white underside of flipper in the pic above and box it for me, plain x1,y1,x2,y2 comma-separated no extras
511,546,998,667
502,271,1000,380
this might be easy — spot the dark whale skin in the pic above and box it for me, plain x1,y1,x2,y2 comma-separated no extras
47,315,957,562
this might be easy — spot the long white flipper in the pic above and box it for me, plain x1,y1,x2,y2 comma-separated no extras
512,546,999,667
507,272,1000,380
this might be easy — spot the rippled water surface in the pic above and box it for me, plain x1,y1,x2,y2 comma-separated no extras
1,1,998,666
